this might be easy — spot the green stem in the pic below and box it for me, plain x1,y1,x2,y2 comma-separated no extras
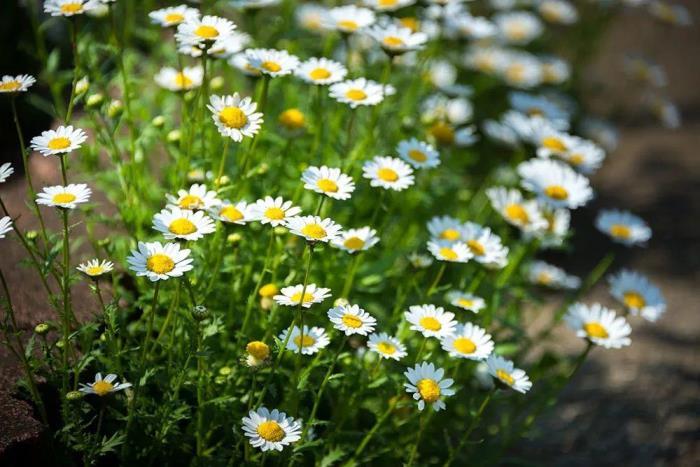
64,19,79,123
443,390,494,467
340,253,362,299
215,138,231,187
60,209,72,395
240,228,276,338
349,397,398,463
426,263,447,297
138,282,161,368
407,410,432,467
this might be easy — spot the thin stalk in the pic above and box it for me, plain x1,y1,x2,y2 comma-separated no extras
340,253,362,299
406,410,433,467
348,397,398,463
64,19,80,123
426,263,447,297
109,3,136,157
240,228,276,337
138,282,161,367
215,138,231,187
60,209,72,395
443,389,494,467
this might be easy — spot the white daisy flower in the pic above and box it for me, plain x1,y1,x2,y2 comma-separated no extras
296,3,328,32
427,240,472,263
367,332,407,360
79,372,131,396
149,5,199,27
565,303,632,349
44,0,100,17
126,241,194,282
229,52,262,76
498,52,543,89
36,184,91,210
76,259,114,278
540,55,571,85
408,252,434,269
284,215,343,243
530,207,571,248
445,291,486,313
404,362,455,411
608,270,666,322
295,57,348,85
211,200,254,225
445,13,498,40
166,184,221,211
555,139,606,174
301,166,355,200
332,226,379,253
241,407,302,452
534,129,576,159
649,1,692,26
278,325,330,355
323,5,376,34
460,222,509,269
362,156,414,191
250,196,301,227
421,94,473,126
366,24,427,55
539,0,578,24
204,31,251,58
328,303,377,336
509,92,571,125
154,66,203,91
363,0,415,12
517,159,593,209
486,187,548,234
404,304,457,339
30,126,88,157
175,15,236,51
0,216,13,239
152,207,216,241
208,94,264,142
0,163,14,183
486,354,532,393
595,209,651,246
483,119,519,147
527,260,580,289
231,0,281,10
273,283,332,308
463,45,509,75
440,322,494,360
397,138,440,169
494,11,543,45
329,78,384,108
0,74,36,93
245,48,300,77
427,216,463,243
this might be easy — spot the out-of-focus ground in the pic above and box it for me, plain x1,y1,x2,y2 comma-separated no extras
1,2,699,464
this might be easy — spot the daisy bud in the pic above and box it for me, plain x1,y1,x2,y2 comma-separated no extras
192,305,209,321
75,76,89,95
259,283,279,298
260,297,274,310
167,130,182,143
34,323,50,335
107,99,124,118
273,226,287,236
333,297,349,307
214,175,230,186
187,169,206,182
86,93,104,108
25,230,38,241
184,90,197,103
279,108,306,131
66,390,84,401
56,339,65,349
219,366,233,376
152,115,166,128
214,376,227,385
257,163,269,175
246,341,270,361
227,233,242,245
97,237,110,247
210,76,224,91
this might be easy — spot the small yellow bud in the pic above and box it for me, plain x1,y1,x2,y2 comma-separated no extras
246,341,270,361
86,93,104,108
279,108,306,130
167,130,181,143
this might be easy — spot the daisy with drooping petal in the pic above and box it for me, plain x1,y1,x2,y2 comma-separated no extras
76,259,114,278
323,5,376,34
0,217,13,239
329,78,384,108
441,322,494,360
250,196,301,227
427,240,472,263
328,304,377,336
565,303,632,349
0,75,36,93
37,184,91,209
530,206,571,248
273,283,331,308
367,332,407,360
126,241,193,282
397,138,440,169
0,163,14,183
366,24,427,55
486,355,532,393
79,372,131,396
30,126,88,157
154,66,203,91
166,184,221,211
279,325,330,355
242,407,302,452
427,216,463,242
175,15,236,51
332,226,379,253
595,209,651,246
404,304,457,339
149,4,199,27
518,159,593,209
208,94,263,142
404,362,455,411
152,207,216,241
446,291,485,313
285,215,343,243
486,187,548,234
44,0,100,17
211,200,254,225
460,222,509,269
494,11,543,45
295,57,348,85
246,48,300,77
301,166,355,200
362,156,414,191
608,270,666,322
527,260,580,289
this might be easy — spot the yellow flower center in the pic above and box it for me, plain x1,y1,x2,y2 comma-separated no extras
569,154,584,166
382,36,405,48
453,337,477,354
256,420,285,442
60,3,83,14
52,192,77,204
343,236,365,250
537,272,552,284
419,316,442,331
506,64,526,82
345,89,367,101
544,185,569,200
496,369,514,386
408,149,427,163
456,298,474,308
439,247,458,261
220,205,243,222
195,25,219,39
610,224,631,239
294,334,316,348
309,67,331,80
91,380,114,396
338,19,358,31
246,341,270,360
417,378,441,403
48,137,72,150
174,72,193,88
279,109,305,129
379,0,398,6
341,314,363,329
301,223,327,239
584,322,609,339
475,55,495,72
264,207,285,220
291,292,314,304
85,266,104,276
178,194,203,209
377,341,396,355
467,239,485,256
0,81,20,91
439,228,460,241
527,107,544,117
316,178,339,193
506,23,527,41
146,253,175,274
377,167,399,182
399,17,419,32
623,291,646,309
219,106,248,129
505,203,529,224
169,218,197,235
541,136,567,152
262,61,282,73
429,122,455,145
259,283,278,297
164,13,185,24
